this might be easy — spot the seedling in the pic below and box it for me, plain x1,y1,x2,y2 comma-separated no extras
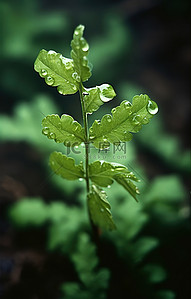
34,25,158,231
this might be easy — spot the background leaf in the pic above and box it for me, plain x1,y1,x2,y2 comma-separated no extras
34,49,79,95
71,25,92,82
49,151,85,180
89,94,158,149
42,114,85,146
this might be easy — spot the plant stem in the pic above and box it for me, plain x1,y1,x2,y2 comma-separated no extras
79,83,100,242
79,83,90,192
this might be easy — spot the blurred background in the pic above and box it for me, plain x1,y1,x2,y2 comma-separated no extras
0,0,190,298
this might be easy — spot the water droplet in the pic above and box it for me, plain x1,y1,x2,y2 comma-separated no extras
57,86,64,94
101,191,105,194
40,69,47,77
65,62,72,70
79,178,83,182
48,50,56,55
72,84,77,91
74,30,79,36
124,101,132,108
82,57,88,66
51,161,55,166
147,100,158,115
82,43,89,52
106,115,112,122
136,187,140,194
108,185,111,189
42,127,49,135
72,72,80,82
133,115,141,124
112,108,116,114
100,208,104,212
45,76,54,86
49,132,56,139
100,93,109,103
142,117,148,124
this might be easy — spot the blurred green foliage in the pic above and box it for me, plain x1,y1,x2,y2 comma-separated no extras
9,169,187,298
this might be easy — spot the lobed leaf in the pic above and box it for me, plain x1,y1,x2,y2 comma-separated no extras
34,49,79,95
71,25,92,82
84,84,116,114
42,114,85,146
88,185,116,230
89,94,158,149
114,174,140,202
89,160,139,201
49,151,85,180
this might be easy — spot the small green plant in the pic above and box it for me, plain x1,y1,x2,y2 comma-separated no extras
34,25,158,231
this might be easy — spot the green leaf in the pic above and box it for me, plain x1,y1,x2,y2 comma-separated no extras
88,185,116,230
42,114,85,146
89,160,138,187
49,151,85,180
89,94,158,149
34,49,78,95
84,84,116,114
114,174,140,202
89,160,139,201
71,25,91,82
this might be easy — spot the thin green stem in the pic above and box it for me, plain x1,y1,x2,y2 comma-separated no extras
79,83,100,242
79,83,90,192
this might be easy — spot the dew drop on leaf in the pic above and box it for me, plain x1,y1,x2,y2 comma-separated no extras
142,117,148,124
49,132,56,139
100,208,104,212
147,100,158,115
40,69,47,77
72,72,80,82
42,127,49,135
79,178,83,182
45,76,54,86
65,62,72,70
82,57,88,66
112,108,116,113
72,84,77,91
57,86,64,94
108,185,111,189
48,50,56,55
82,43,89,52
124,101,132,108
106,115,112,122
133,115,141,124
74,29,79,36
